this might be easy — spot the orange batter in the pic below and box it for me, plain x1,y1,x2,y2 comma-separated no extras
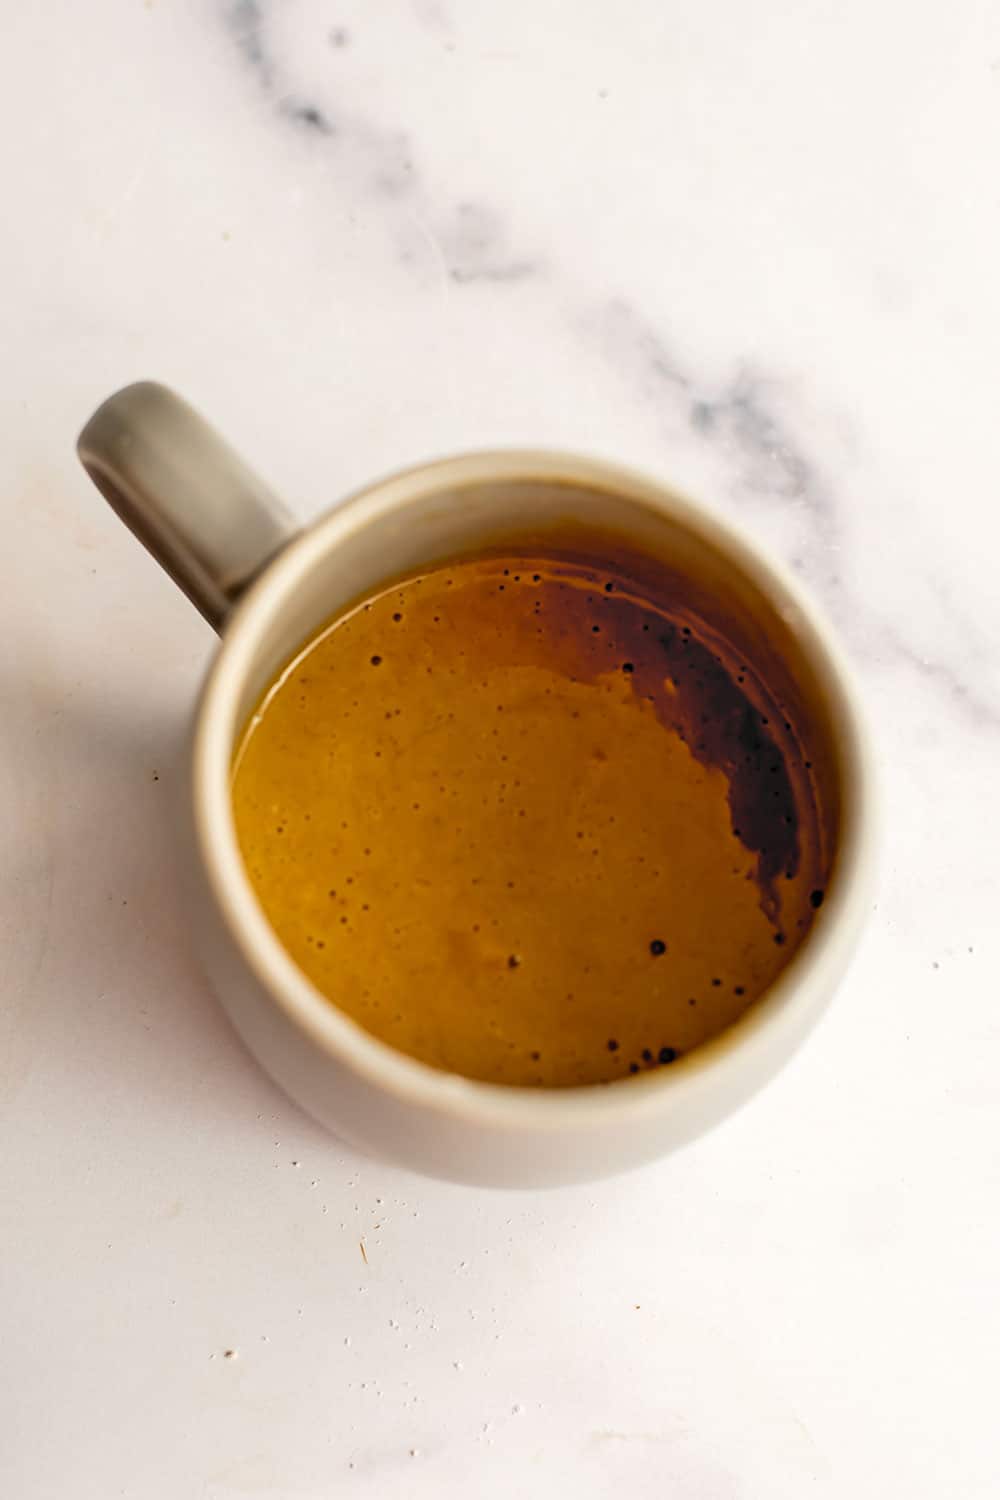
232,553,826,1086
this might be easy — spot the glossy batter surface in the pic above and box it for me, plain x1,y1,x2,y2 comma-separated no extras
232,554,826,1086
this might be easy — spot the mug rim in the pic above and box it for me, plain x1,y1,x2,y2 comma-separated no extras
191,449,877,1131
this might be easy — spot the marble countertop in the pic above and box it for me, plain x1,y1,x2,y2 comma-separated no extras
3,3,999,1496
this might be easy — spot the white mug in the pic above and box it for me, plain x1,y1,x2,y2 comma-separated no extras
78,382,876,1187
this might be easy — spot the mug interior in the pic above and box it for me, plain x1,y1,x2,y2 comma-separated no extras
193,453,872,1122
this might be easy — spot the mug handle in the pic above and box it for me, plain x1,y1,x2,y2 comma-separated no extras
77,382,298,631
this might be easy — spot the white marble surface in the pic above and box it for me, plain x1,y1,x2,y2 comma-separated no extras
3,2,999,1496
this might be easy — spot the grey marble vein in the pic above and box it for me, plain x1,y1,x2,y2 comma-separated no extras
440,203,540,285
282,101,335,136
228,0,271,86
883,630,1000,731
448,263,537,285
592,300,842,596
409,0,456,38
221,1,539,288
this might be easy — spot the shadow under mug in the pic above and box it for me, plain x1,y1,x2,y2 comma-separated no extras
78,381,876,1187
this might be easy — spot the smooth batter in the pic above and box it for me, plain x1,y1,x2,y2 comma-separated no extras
231,553,827,1087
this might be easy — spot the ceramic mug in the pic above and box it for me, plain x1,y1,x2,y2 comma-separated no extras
78,382,876,1187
